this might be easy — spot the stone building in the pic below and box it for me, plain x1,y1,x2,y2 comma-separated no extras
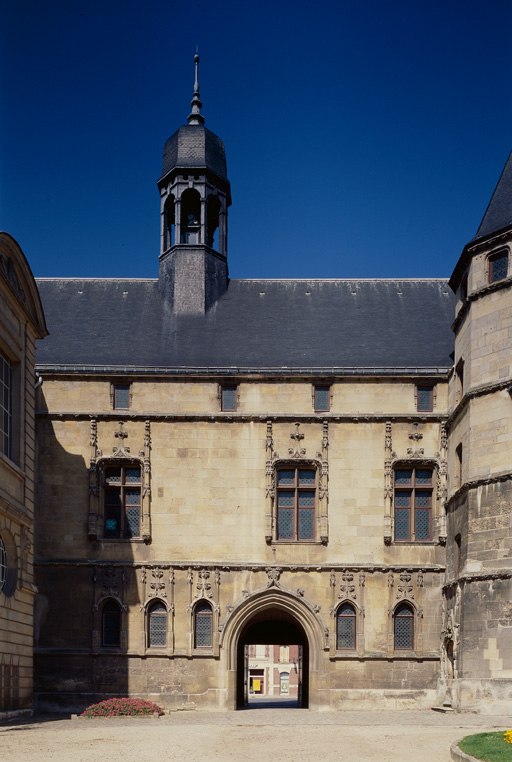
0,232,47,715
32,58,512,713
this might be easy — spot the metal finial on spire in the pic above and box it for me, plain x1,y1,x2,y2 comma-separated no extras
188,51,205,125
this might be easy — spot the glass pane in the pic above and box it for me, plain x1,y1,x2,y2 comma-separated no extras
222,387,237,411
277,508,294,539
298,508,314,539
394,614,413,649
315,387,329,411
105,468,121,484
298,491,314,507
126,507,140,538
125,468,141,483
277,491,294,507
114,385,130,409
125,489,140,506
0,537,7,591
395,491,411,507
394,508,410,540
195,611,212,647
298,469,315,485
417,387,432,411
337,615,355,649
105,489,121,506
150,610,167,647
491,254,508,282
103,610,120,646
415,491,431,507
395,470,412,485
415,470,432,485
105,507,121,538
415,508,430,540
277,470,295,486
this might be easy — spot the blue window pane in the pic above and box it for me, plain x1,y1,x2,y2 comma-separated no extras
394,508,410,540
298,470,315,485
415,491,431,507
126,507,140,537
490,253,508,282
298,491,314,507
125,489,140,506
222,387,237,411
114,385,130,409
105,468,121,484
395,491,411,507
315,387,329,411
395,470,412,485
125,468,141,483
277,471,295,486
278,509,294,539
277,492,294,507
298,508,314,539
337,614,355,649
105,508,120,537
415,508,430,539
417,387,433,411
415,470,432,485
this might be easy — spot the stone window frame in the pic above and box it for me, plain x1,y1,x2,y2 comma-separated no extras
189,598,219,656
415,384,436,412
312,384,331,413
102,461,143,540
393,601,415,651
110,382,132,410
0,529,17,598
218,383,238,412
273,463,318,543
335,601,357,651
146,599,168,650
488,247,509,284
386,596,423,658
88,419,152,543
392,463,435,542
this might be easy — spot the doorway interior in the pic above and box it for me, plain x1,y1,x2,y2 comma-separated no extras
236,610,309,709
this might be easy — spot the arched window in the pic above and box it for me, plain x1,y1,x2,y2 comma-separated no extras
164,194,175,249
194,601,212,648
180,189,201,244
279,671,289,695
394,603,414,650
102,599,121,647
336,602,356,650
148,600,167,647
489,249,508,283
206,194,220,248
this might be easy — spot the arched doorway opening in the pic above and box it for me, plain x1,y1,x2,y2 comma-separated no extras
236,609,309,708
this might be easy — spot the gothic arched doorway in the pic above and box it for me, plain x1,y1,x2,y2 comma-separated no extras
236,609,309,708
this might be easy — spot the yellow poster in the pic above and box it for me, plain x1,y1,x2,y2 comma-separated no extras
253,679,260,691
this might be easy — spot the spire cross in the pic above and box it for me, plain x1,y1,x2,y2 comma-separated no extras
188,52,205,125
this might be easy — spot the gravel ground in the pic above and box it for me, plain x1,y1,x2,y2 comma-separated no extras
1,709,511,762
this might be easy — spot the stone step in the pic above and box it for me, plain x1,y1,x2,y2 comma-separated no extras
431,705,455,713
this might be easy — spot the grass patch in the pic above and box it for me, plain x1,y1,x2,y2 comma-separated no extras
458,732,512,761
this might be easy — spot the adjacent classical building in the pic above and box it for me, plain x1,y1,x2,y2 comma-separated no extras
32,58,512,713
0,233,47,714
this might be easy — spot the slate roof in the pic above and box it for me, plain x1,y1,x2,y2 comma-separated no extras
35,278,455,373
473,150,512,241
160,125,228,182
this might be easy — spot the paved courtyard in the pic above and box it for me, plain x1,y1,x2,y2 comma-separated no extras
2,707,512,762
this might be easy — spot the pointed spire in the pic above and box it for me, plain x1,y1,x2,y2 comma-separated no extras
188,51,205,125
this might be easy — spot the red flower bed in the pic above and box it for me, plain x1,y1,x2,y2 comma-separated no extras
80,698,164,717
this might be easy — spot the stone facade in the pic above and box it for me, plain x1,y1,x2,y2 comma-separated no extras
31,62,512,713
0,233,47,715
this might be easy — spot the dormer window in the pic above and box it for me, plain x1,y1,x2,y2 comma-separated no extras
489,250,508,283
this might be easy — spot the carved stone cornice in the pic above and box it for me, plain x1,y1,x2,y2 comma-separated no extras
443,569,512,591
452,274,512,332
445,470,512,509
446,377,512,428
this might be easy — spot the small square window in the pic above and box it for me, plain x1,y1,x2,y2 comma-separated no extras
221,385,237,412
489,251,508,283
314,385,330,412
417,386,433,412
113,384,130,410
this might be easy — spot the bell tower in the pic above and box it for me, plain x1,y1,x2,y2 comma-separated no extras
158,54,231,314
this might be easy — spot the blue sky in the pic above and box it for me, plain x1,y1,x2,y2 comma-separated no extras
1,0,511,280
